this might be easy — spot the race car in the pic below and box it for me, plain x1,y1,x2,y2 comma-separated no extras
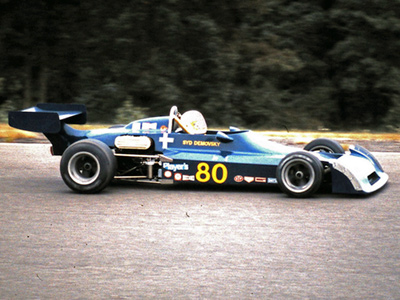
9,103,388,197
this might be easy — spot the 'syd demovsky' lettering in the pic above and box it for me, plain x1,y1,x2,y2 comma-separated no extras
183,140,221,147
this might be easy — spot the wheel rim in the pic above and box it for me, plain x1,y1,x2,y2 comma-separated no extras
68,152,100,185
309,146,334,153
281,158,315,194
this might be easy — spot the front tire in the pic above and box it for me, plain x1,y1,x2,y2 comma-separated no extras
60,139,116,193
277,151,323,198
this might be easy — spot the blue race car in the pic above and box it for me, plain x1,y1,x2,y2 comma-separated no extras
9,103,388,197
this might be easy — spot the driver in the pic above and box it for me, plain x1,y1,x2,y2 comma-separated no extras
168,106,208,134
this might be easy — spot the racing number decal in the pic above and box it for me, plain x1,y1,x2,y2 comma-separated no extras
212,164,228,184
196,163,210,182
196,163,228,184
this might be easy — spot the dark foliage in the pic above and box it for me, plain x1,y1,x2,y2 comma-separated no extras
1,0,399,130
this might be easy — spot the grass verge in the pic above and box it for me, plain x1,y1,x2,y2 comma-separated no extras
0,124,109,142
1,123,400,143
257,130,400,144
0,124,39,142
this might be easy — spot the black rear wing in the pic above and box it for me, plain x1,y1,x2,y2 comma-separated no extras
8,103,87,133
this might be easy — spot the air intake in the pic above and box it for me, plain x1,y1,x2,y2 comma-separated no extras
115,136,152,150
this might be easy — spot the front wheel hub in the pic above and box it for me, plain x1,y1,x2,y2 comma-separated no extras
282,159,315,193
83,162,93,171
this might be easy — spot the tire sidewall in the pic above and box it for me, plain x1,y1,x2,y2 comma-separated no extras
304,138,345,154
277,151,323,198
60,139,116,193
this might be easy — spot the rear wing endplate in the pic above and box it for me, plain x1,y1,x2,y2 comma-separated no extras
8,103,87,133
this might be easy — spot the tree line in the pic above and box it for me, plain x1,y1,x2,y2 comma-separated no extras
1,0,400,130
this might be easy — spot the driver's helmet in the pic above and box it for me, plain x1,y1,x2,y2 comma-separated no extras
180,110,207,134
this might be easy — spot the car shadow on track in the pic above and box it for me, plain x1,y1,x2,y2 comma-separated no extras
104,179,382,201
109,179,279,193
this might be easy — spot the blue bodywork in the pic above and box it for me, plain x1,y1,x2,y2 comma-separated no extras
9,103,388,195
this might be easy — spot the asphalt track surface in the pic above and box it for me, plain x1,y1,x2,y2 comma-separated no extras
1,143,399,299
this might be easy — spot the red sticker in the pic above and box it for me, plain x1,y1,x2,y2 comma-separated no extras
174,173,182,181
234,175,244,183
255,177,267,183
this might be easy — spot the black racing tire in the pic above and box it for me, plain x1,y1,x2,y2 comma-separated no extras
276,151,324,198
304,138,345,154
60,139,116,193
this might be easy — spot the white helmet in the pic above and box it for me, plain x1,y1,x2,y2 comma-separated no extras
179,110,207,134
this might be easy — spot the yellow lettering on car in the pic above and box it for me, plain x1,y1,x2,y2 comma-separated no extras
211,163,228,184
195,162,228,184
183,141,221,147
196,162,210,183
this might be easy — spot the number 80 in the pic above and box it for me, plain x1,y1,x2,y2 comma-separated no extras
196,163,228,184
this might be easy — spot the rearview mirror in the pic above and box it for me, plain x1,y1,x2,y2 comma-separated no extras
216,131,233,143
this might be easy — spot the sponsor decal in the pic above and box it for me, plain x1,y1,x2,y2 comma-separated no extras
160,125,168,132
255,177,267,183
183,175,195,181
234,175,244,183
268,178,278,184
132,123,141,131
182,140,221,147
163,163,189,172
142,122,157,130
244,176,255,183
174,173,182,181
164,171,172,178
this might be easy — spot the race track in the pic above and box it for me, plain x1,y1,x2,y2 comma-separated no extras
1,143,400,299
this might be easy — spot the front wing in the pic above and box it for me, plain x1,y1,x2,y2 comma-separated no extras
328,146,388,194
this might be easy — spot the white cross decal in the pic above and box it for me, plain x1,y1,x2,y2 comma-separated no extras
159,132,174,149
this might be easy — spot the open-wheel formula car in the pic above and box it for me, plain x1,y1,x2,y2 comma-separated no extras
9,103,388,197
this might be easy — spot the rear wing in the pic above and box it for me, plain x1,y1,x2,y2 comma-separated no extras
8,103,87,133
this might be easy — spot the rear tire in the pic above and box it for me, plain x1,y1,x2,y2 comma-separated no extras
277,151,323,198
304,138,345,154
60,139,116,193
